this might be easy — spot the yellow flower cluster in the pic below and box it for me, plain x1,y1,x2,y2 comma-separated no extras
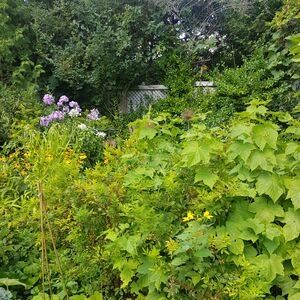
183,211,195,222
182,210,213,223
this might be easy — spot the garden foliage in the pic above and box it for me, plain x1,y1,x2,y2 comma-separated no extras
0,0,300,299
1,100,300,299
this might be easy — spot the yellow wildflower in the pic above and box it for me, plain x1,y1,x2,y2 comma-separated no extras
79,153,87,160
183,211,195,222
203,210,213,220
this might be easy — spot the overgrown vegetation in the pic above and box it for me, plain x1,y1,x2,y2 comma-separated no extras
0,0,299,299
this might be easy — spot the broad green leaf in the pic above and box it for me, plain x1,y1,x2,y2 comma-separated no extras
256,173,284,202
230,182,256,198
252,254,284,281
229,238,244,255
227,141,255,162
120,259,139,288
285,142,299,155
0,278,26,288
226,201,257,242
89,291,103,300
138,123,157,140
247,149,275,171
145,291,167,300
194,166,218,189
70,296,86,300
171,255,189,266
265,224,282,240
262,237,280,254
289,293,300,300
137,257,155,275
283,209,300,241
249,197,284,223
252,124,278,150
291,248,300,274
230,124,253,139
182,141,210,166
191,273,201,286
149,266,168,290
247,218,264,235
285,178,300,209
121,235,139,255
194,248,212,258
120,266,134,288
246,103,268,116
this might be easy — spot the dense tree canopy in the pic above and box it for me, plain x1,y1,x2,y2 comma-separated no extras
2,0,298,109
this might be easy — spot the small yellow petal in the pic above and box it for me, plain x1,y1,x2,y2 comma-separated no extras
183,211,195,222
203,211,213,220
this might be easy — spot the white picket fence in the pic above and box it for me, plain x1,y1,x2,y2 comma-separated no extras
120,81,216,113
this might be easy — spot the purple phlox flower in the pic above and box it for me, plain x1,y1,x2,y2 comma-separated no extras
40,110,64,126
87,108,100,120
43,94,55,105
57,95,69,106
68,106,81,117
40,116,51,127
49,110,64,121
69,101,80,108
62,106,70,113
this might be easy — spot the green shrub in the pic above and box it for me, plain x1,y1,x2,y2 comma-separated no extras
1,100,300,299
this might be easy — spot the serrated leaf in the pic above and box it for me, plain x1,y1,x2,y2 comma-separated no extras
256,173,284,202
285,178,300,209
120,259,139,288
283,209,300,241
252,254,284,281
232,182,256,198
265,224,282,240
252,124,278,150
149,266,168,290
227,141,255,162
249,197,284,223
194,166,218,189
247,149,275,171
230,124,253,139
182,141,210,166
